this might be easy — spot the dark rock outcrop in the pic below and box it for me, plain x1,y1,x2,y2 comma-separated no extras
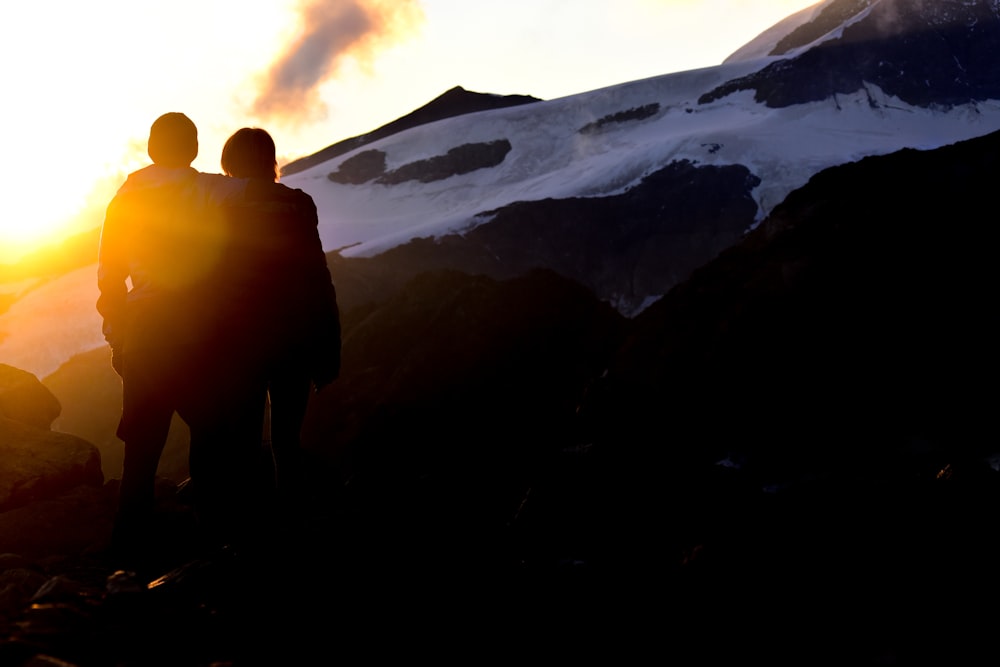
302,268,626,520
375,139,512,184
704,0,1000,108
767,0,871,56
595,126,1000,474
327,149,388,185
328,139,513,185
327,159,761,315
0,364,61,430
578,102,660,134
0,482,115,559
569,126,1000,664
0,366,117,666
0,418,102,513
0,366,102,515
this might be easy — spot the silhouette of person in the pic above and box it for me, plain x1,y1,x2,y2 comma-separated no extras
97,112,245,562
215,127,341,517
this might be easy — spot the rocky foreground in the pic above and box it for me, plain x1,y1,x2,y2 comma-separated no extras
0,363,638,665
5,359,1000,666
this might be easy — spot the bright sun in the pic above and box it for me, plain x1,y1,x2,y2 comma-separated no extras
0,106,85,261
0,6,145,265
0,1,301,266
1,177,93,260
0,141,135,265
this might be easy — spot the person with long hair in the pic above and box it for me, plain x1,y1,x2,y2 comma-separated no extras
214,127,341,524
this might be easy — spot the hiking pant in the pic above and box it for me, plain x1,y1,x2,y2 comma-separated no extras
114,345,202,540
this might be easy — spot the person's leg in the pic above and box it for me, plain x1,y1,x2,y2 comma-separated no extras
112,353,176,557
184,366,269,549
267,368,312,507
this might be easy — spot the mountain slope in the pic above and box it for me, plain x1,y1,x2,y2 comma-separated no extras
548,125,1000,663
596,125,1000,478
280,86,541,177
703,0,1000,107
282,0,1000,314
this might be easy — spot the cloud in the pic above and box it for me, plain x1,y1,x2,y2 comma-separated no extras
252,0,424,126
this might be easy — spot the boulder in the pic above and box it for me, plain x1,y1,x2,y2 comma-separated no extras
0,482,116,562
0,417,103,513
0,364,60,430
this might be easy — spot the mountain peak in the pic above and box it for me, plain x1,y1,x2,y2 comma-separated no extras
280,86,540,176
702,0,1000,108
768,0,871,56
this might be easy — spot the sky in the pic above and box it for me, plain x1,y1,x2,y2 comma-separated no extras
0,0,820,262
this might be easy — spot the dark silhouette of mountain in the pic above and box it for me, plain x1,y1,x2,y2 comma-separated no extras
280,85,541,176
570,126,1000,663
597,126,1000,473
301,268,626,510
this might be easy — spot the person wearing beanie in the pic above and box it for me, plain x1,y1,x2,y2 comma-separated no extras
96,112,244,569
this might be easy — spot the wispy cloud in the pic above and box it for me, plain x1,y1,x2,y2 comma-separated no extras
252,0,424,126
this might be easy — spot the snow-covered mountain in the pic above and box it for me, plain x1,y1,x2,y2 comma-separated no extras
4,3,999,642
3,0,1000,380
279,0,1000,316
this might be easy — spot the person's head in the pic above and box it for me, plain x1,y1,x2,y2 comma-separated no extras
147,112,198,167
221,127,279,181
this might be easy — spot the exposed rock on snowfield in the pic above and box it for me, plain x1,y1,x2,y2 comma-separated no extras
703,0,1000,107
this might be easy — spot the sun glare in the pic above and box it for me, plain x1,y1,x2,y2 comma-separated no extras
0,140,104,264
0,136,139,265
0,0,302,266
